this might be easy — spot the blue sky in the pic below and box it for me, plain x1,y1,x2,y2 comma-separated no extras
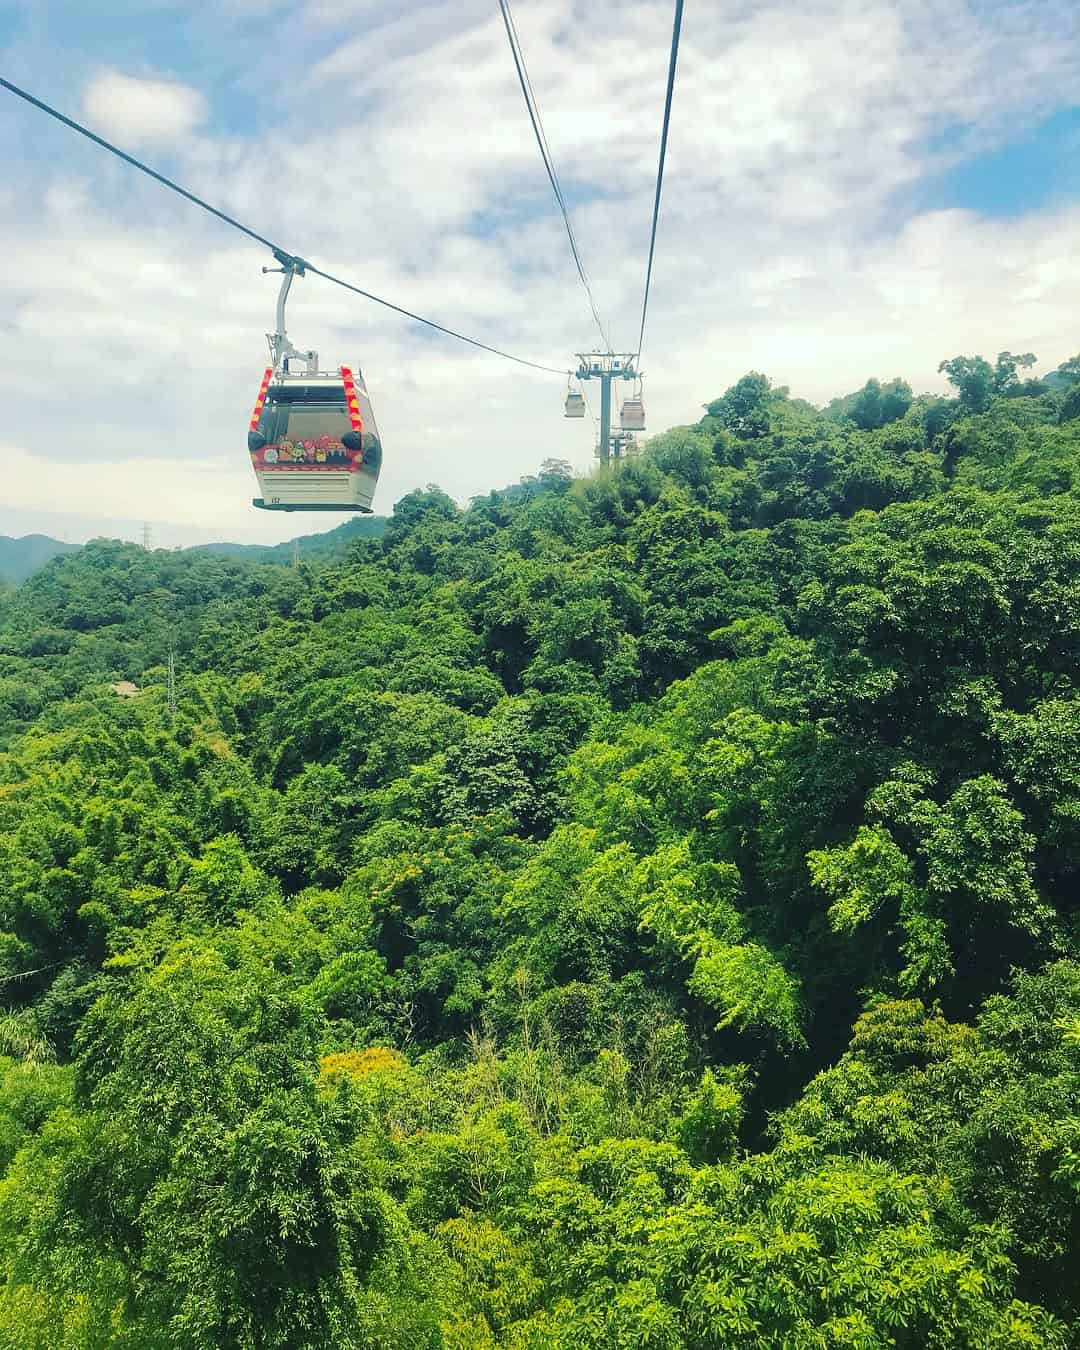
1,0,1080,546
918,106,1080,216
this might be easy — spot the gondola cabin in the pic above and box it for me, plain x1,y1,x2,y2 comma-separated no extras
564,390,586,418
248,365,382,512
620,397,646,431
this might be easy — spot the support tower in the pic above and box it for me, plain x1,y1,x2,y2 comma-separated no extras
575,353,638,466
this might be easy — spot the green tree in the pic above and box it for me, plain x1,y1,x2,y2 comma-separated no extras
939,354,995,413
837,376,914,430
993,349,1038,395
705,372,778,439
538,458,574,492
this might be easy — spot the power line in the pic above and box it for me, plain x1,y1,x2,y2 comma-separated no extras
0,74,570,376
636,0,684,363
0,959,68,988
497,0,611,352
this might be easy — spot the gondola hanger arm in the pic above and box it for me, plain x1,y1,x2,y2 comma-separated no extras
262,259,317,374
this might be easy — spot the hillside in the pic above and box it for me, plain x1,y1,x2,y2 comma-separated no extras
0,532,77,584
0,516,389,589
0,355,1077,1346
190,512,387,563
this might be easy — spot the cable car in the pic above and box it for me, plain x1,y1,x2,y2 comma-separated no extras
565,389,586,418
248,256,382,512
249,365,381,512
620,396,646,431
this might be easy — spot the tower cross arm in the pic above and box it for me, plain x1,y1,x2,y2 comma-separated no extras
575,352,639,380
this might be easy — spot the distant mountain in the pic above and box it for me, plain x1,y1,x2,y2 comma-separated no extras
0,515,387,588
187,514,386,564
0,534,78,585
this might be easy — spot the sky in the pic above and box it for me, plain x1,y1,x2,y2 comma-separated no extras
1,0,1079,547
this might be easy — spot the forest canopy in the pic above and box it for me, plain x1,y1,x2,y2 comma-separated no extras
0,352,1078,1347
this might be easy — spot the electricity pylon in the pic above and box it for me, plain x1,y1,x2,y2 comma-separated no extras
167,648,177,722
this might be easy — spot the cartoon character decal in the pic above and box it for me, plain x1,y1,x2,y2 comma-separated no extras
255,427,355,471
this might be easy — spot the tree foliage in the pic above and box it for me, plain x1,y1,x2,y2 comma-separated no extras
0,354,1077,1344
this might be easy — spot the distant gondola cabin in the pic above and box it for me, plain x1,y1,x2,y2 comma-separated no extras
620,397,645,431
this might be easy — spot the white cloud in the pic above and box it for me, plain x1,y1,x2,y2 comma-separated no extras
82,71,207,147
